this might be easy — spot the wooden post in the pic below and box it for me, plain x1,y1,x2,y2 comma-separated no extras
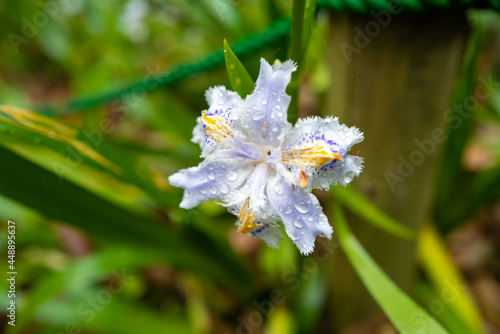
325,10,470,330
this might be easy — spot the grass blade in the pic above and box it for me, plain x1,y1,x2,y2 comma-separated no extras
333,204,449,334
418,223,485,334
287,0,316,123
331,186,417,240
0,145,253,297
0,105,172,206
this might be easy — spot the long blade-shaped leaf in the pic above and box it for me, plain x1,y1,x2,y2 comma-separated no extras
432,31,483,232
333,204,449,334
0,105,172,206
0,145,253,296
418,223,485,334
332,186,417,240
287,0,316,123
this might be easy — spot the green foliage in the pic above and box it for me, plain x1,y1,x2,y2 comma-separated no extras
224,39,255,98
418,224,485,334
333,204,449,334
332,186,417,240
0,2,498,334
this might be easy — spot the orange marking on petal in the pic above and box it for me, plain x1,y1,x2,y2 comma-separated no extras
299,170,309,188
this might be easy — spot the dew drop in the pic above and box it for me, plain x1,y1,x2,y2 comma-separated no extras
284,205,292,215
344,171,355,183
261,98,268,105
227,171,238,181
307,215,314,222
252,110,266,121
294,200,309,214
200,186,207,194
209,185,217,194
220,184,229,194
293,219,304,228
270,123,279,132
208,172,215,180
277,111,284,118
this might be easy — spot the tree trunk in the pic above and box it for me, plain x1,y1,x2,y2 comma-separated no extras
325,10,470,331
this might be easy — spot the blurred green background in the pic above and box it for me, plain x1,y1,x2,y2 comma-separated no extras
1,0,500,333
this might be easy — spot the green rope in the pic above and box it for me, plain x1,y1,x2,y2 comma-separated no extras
37,17,291,115
37,0,500,115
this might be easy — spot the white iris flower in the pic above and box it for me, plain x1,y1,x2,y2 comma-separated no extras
169,58,364,254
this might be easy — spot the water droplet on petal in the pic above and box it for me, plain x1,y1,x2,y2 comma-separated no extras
261,98,268,105
252,110,266,121
294,218,303,228
277,111,283,118
284,206,292,215
209,185,217,194
200,186,207,194
220,184,229,194
344,171,355,183
270,123,279,132
208,172,215,180
307,215,314,222
294,200,309,214
227,171,238,181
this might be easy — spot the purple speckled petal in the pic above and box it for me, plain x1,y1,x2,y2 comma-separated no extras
266,176,332,255
238,58,296,147
195,85,262,161
248,224,283,248
168,159,252,209
281,116,364,190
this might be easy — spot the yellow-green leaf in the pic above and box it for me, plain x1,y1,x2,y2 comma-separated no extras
333,204,449,334
223,39,254,98
332,186,417,240
418,223,486,334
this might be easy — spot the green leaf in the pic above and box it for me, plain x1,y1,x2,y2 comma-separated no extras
331,186,417,240
223,39,255,98
0,105,173,206
432,31,484,232
301,0,317,54
0,145,253,299
412,280,472,334
333,204,449,334
37,290,192,334
287,0,316,123
418,223,485,334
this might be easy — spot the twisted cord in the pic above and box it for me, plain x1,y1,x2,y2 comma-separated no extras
37,17,290,115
